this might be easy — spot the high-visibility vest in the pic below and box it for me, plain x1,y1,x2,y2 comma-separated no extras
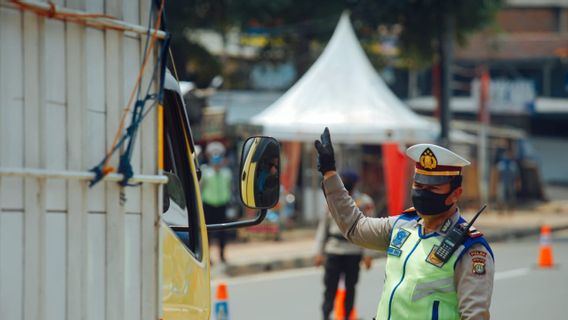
201,165,232,206
375,212,492,320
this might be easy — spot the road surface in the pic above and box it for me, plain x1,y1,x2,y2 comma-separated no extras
212,232,568,319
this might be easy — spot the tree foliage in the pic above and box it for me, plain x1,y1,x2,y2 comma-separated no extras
351,0,504,67
164,0,504,83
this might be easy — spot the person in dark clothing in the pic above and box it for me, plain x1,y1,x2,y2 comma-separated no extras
314,170,374,320
201,142,232,263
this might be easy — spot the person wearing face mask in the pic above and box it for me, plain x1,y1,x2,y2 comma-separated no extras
201,142,233,264
314,169,375,320
315,127,494,320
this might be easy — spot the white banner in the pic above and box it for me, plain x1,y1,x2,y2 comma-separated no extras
471,78,536,114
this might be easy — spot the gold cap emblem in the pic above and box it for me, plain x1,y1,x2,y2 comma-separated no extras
420,148,437,170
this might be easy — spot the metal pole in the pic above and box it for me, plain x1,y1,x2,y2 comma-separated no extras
478,69,491,206
3,0,168,39
0,167,168,184
438,12,454,148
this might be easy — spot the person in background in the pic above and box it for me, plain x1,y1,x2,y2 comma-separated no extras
254,140,280,207
496,146,520,215
314,169,375,320
201,141,233,263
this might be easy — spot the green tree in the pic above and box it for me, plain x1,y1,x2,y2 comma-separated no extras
355,0,504,145
165,0,232,86
164,0,502,100
350,0,503,66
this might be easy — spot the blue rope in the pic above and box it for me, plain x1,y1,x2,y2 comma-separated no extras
89,1,169,188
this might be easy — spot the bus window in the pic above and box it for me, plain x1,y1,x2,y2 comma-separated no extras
161,89,203,260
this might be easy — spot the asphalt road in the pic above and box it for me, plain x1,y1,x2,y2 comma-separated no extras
213,232,568,320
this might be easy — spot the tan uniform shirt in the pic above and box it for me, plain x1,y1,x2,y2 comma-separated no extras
314,191,375,256
322,174,494,320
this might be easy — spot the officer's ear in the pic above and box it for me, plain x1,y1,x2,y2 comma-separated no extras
446,186,463,205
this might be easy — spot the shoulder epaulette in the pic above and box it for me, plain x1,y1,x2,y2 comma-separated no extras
402,207,417,214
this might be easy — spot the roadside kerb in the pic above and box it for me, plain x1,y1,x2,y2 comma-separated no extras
218,222,568,278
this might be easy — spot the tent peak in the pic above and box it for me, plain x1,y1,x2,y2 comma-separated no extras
251,11,435,144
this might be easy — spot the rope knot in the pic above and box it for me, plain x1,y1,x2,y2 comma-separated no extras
47,1,56,18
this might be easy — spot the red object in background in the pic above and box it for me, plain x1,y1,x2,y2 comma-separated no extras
280,142,301,194
479,68,491,125
382,144,408,216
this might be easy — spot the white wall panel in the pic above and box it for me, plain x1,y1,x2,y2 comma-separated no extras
104,27,122,173
43,18,67,211
45,103,67,211
123,36,142,213
0,99,24,210
84,28,107,212
87,213,106,320
0,8,24,210
85,29,106,114
22,11,45,320
1,3,161,320
104,28,126,320
43,20,66,104
123,0,139,25
86,111,106,212
105,0,122,20
44,212,67,320
86,0,104,12
138,2,160,318
0,211,24,320
65,12,87,319
125,213,142,320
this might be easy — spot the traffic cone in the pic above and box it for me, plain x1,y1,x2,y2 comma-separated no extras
537,225,554,268
214,282,230,320
333,278,357,320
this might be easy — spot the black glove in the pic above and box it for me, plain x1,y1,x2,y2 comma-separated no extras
314,127,336,175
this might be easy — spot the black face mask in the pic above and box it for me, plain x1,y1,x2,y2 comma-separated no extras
411,188,453,216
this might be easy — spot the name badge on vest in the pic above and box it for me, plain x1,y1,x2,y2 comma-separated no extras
387,246,402,257
426,245,445,267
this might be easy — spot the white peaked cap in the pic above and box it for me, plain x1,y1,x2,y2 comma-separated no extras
406,144,471,185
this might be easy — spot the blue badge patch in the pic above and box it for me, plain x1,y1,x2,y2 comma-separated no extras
387,246,402,257
391,229,410,249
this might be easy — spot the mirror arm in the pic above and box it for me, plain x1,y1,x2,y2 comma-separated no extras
206,209,267,231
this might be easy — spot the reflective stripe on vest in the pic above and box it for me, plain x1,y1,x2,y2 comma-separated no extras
376,214,462,320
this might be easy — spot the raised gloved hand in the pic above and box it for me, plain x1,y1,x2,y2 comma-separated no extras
314,127,336,175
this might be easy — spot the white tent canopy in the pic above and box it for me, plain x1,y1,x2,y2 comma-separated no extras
251,12,436,144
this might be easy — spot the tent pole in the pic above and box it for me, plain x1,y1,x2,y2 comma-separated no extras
311,144,319,225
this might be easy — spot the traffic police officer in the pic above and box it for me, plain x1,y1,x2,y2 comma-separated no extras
315,128,494,320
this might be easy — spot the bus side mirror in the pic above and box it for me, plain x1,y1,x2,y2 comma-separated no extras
239,136,280,209
206,136,280,231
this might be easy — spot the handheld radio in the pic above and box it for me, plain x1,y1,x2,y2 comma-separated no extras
434,205,487,263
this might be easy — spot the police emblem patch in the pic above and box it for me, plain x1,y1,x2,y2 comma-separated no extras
472,258,486,275
426,245,444,268
391,229,410,249
387,246,402,257
419,148,438,170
